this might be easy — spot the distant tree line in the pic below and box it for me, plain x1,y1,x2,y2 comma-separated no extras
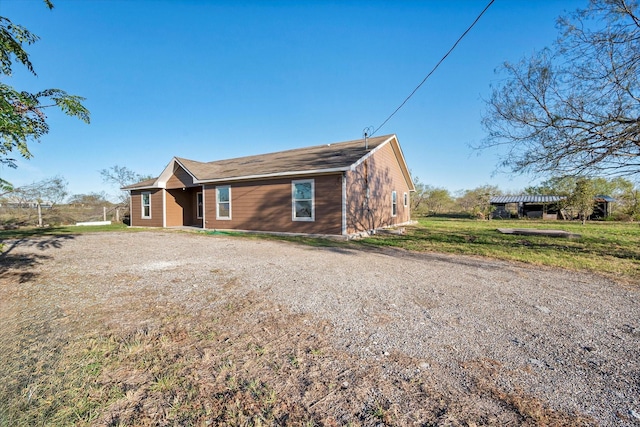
411,174,640,222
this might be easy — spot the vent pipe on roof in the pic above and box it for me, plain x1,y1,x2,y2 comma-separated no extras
363,126,374,150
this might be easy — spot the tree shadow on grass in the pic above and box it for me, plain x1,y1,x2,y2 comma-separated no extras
0,235,76,283
409,225,638,258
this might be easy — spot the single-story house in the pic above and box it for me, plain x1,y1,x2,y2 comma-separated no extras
123,134,414,236
490,195,615,220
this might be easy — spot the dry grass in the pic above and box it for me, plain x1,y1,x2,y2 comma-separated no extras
0,204,120,228
461,359,595,427
0,270,596,426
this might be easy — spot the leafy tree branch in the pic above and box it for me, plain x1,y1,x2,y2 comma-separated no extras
0,2,89,171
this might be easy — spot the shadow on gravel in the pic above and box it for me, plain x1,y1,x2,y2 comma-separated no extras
289,237,511,270
310,241,510,270
316,245,363,256
0,235,75,283
364,245,508,269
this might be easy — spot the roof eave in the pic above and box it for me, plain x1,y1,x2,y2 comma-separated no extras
121,185,159,191
194,166,351,184
390,136,415,192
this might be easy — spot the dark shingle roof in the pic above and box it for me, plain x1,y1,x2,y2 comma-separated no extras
175,134,392,182
122,177,158,190
123,134,397,190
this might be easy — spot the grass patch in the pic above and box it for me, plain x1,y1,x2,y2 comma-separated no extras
204,230,245,236
0,306,323,426
356,218,640,282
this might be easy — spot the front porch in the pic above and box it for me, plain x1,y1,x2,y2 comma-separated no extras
165,187,203,228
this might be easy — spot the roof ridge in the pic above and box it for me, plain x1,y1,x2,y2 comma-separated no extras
177,134,395,165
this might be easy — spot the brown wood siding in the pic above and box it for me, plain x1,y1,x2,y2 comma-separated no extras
203,174,343,235
166,165,196,189
345,142,412,234
165,189,182,227
130,189,164,227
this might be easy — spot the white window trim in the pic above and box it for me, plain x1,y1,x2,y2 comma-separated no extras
391,191,397,217
292,179,315,222
201,185,206,226
403,192,408,208
216,186,231,220
141,191,151,219
196,192,203,219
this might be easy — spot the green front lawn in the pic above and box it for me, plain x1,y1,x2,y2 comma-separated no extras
357,217,640,282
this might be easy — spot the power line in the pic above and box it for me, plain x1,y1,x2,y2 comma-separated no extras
370,0,495,137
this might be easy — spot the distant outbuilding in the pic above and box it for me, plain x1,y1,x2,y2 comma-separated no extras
490,195,615,220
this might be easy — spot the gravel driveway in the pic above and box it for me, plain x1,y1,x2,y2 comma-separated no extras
3,231,639,425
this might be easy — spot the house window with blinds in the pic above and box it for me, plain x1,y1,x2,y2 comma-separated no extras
216,186,231,220
292,179,314,221
141,192,151,218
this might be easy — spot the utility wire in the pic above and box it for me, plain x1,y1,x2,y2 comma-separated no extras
371,0,495,136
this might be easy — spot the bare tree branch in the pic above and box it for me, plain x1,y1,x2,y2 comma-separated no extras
480,0,640,178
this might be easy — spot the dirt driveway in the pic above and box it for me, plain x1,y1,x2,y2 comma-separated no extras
1,231,639,426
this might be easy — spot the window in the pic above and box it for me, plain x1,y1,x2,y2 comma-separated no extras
141,192,151,218
403,192,408,208
391,191,397,217
216,186,231,220
292,179,314,221
196,192,203,219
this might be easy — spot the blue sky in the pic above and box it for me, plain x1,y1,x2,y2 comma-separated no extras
2,0,586,200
